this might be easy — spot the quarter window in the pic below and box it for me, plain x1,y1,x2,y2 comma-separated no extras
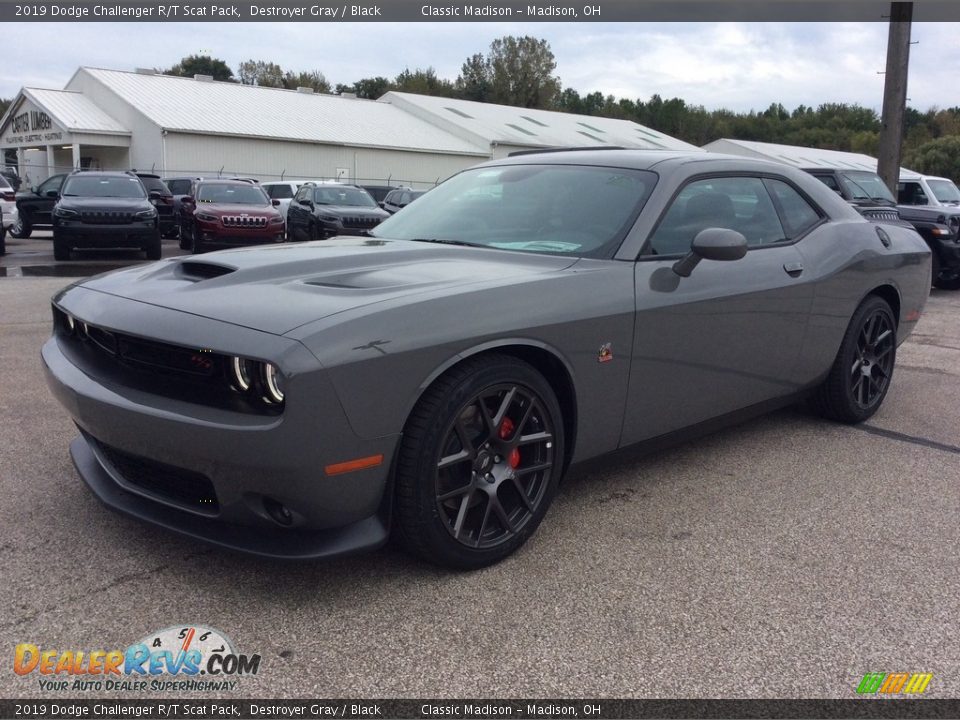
647,176,786,256
266,184,294,200
166,179,191,195
765,179,821,238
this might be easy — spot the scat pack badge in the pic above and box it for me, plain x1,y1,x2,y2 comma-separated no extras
598,342,614,363
14,624,261,693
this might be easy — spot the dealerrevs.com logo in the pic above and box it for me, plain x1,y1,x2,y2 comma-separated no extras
14,625,261,693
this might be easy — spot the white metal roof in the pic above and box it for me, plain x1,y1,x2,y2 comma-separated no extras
69,68,487,156
702,138,918,176
10,88,129,135
380,92,702,152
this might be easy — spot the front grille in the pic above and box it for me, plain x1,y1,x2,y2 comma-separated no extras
340,215,382,230
92,436,219,514
80,210,136,225
222,215,268,228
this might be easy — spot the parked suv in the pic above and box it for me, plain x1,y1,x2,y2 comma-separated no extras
11,172,67,238
287,182,389,241
52,171,162,261
261,180,310,225
381,187,428,214
134,172,176,239
805,167,960,289
0,174,18,255
179,179,285,254
165,176,205,248
898,174,960,209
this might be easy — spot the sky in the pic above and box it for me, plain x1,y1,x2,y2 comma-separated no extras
5,21,959,113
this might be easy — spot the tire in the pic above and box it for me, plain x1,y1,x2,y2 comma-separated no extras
310,222,320,241
0,225,6,255
394,354,565,569
53,236,70,261
10,215,31,239
177,215,190,250
814,295,897,424
930,250,940,287
145,233,162,260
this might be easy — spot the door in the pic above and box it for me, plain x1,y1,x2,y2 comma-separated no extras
28,174,65,225
621,175,819,445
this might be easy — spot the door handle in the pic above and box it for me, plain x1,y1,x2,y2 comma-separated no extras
783,261,804,277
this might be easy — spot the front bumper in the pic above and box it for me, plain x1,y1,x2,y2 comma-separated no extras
932,236,960,275
55,223,157,248
42,289,398,559
1,204,17,230
197,222,285,247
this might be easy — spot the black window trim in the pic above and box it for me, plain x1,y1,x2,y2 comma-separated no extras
637,171,827,261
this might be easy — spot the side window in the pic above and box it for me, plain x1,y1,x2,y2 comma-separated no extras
399,192,411,205
384,191,397,205
813,174,841,193
765,179,822,239
38,175,63,195
647,176,785,256
897,182,927,206
167,179,189,195
295,186,311,203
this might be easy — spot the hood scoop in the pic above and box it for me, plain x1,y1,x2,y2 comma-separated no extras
176,261,237,281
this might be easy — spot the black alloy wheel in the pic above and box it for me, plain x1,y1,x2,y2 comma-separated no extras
816,295,896,423
395,355,564,569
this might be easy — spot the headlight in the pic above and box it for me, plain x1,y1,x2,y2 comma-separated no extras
195,212,218,223
262,363,284,404
319,215,340,223
54,207,78,219
230,356,256,392
229,356,285,405
269,216,285,225
135,208,157,219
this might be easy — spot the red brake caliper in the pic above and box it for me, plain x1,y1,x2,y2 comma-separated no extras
499,418,521,469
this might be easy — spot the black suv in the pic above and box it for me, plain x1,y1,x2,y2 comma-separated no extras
53,171,162,261
286,182,389,241
11,172,68,238
134,172,176,239
804,168,960,289
381,187,428,214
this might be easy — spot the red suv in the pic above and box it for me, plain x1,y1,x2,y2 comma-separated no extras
179,179,285,254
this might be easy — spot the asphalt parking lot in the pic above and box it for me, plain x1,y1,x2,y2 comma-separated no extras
1,234,958,700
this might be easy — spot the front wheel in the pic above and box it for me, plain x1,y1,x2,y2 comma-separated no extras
53,236,70,261
394,355,565,569
814,295,896,423
10,215,31,239
145,233,162,260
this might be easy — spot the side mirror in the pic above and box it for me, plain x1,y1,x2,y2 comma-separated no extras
46,190,59,199
148,190,163,200
181,196,195,205
672,228,748,278
272,199,281,207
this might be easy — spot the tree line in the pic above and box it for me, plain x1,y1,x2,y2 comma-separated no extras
2,36,958,181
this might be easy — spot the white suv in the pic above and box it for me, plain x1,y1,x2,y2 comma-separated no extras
0,174,18,254
898,173,960,209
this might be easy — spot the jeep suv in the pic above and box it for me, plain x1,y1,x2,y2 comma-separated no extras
286,182,388,241
52,171,162,261
134,172,176,239
805,167,960,289
179,179,285,254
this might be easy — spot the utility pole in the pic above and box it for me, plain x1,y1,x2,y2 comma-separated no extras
877,2,913,194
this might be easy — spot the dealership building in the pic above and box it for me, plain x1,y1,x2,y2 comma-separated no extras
0,67,700,188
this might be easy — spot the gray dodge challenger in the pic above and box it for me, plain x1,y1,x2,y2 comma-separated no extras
43,150,931,569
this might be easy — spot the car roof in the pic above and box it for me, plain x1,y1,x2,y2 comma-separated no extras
196,179,260,187
261,180,311,185
486,148,793,174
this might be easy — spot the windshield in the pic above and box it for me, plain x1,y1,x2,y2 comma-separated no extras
197,184,269,205
840,171,896,203
928,179,960,204
313,186,378,208
370,164,656,257
62,175,146,199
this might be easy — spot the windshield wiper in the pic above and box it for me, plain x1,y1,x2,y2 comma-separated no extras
408,238,481,248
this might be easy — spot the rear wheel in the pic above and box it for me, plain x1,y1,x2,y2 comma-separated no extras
10,215,31,239
394,355,564,569
0,224,6,255
814,296,896,423
53,236,70,261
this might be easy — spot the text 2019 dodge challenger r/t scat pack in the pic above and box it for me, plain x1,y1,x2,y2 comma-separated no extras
43,150,930,569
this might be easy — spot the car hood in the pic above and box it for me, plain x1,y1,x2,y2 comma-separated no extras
73,237,578,335
58,197,149,209
316,205,388,217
